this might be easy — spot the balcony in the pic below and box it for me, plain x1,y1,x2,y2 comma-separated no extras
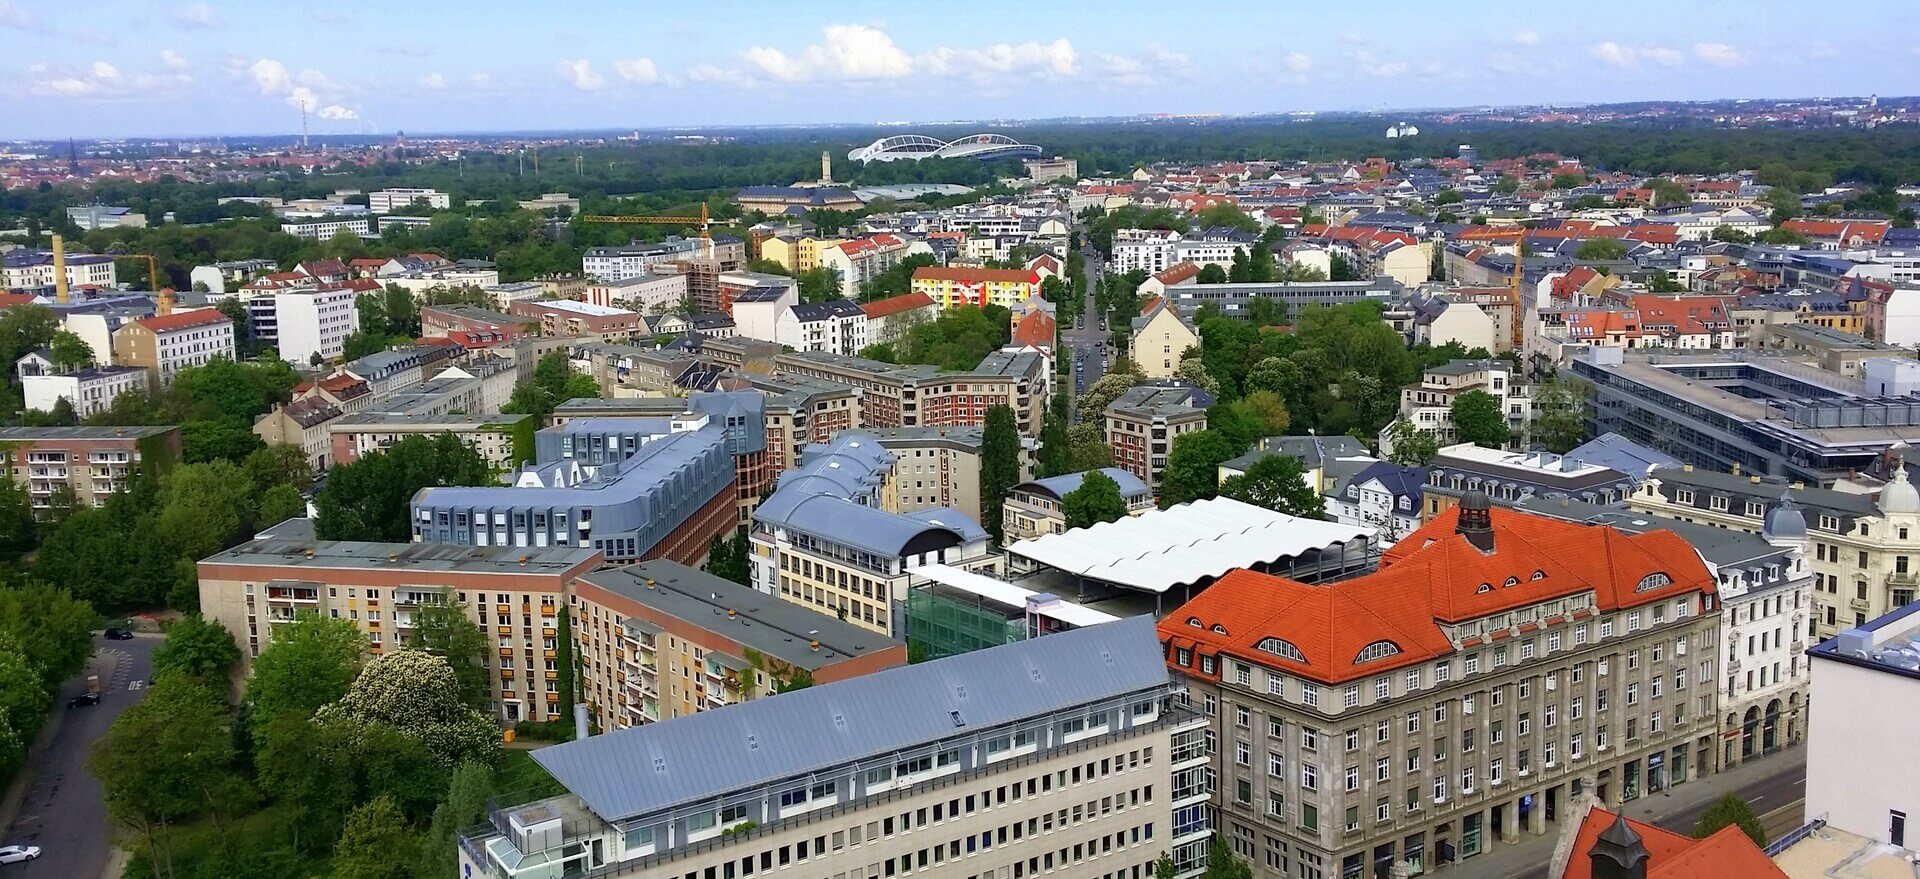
1850,597,1872,612
1889,570,1920,588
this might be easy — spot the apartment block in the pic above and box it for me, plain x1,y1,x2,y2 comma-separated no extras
772,347,1050,438
1805,601,1920,852
1162,496,1722,878
457,616,1216,879
111,308,236,385
1105,385,1207,494
570,560,906,732
0,425,179,515
1384,359,1531,457
910,266,1043,311
366,187,451,212
196,537,602,724
510,298,643,342
329,412,529,471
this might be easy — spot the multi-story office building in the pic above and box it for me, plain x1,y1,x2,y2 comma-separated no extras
1626,458,1920,642
862,425,1005,526
1384,360,1531,458
750,432,995,639
280,215,374,240
0,248,117,290
510,298,643,341
570,560,907,732
1105,385,1207,495
111,308,236,384
196,537,602,724
1161,495,1722,878
534,393,774,527
1804,601,1920,852
413,413,739,565
1002,468,1154,542
366,187,450,212
457,615,1216,879
1161,279,1398,321
0,425,179,515
1570,348,1920,486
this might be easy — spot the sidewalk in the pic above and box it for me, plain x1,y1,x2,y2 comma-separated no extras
1465,744,1807,879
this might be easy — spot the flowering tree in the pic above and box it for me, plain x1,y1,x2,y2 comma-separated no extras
316,650,497,767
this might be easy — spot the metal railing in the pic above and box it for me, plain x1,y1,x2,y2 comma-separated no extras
1764,814,1826,856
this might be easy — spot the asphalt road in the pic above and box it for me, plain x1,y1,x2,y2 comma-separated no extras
1652,749,1807,838
4,634,160,879
1065,248,1111,407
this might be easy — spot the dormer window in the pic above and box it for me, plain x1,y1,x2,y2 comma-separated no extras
1211,624,1228,635
1256,638,1306,663
1477,583,1493,594
1354,641,1403,664
1503,576,1520,588
1187,617,1202,628
1530,570,1546,580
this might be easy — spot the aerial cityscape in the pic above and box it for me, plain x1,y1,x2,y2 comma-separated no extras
4,4,1920,879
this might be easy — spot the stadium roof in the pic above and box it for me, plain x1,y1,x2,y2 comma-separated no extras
908,563,1122,629
1008,496,1374,593
532,615,1165,824
848,133,1043,163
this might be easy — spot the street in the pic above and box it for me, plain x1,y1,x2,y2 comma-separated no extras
3,634,160,879
1064,247,1111,409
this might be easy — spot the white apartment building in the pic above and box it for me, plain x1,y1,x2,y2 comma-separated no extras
589,273,688,312
1705,509,1814,770
775,300,870,357
366,188,451,213
481,281,544,312
457,616,1216,879
21,366,147,418
818,234,929,299
1805,601,1920,849
382,268,502,300
111,309,236,384
281,216,374,240
1113,228,1182,275
262,287,360,363
583,238,705,282
0,251,117,290
1382,360,1532,455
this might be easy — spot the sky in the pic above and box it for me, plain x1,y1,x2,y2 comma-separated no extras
5,0,1920,139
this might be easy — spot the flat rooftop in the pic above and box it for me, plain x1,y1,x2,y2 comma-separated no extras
200,538,601,575
524,298,634,317
1772,823,1917,879
0,425,176,440
580,561,899,670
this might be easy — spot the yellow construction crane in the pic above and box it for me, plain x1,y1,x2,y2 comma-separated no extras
1464,225,1529,354
578,204,714,255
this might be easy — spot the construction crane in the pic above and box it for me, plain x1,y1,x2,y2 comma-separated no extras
578,204,714,257
1463,225,1530,354
102,244,163,296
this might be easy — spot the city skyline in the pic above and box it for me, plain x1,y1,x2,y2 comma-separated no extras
7,0,1920,139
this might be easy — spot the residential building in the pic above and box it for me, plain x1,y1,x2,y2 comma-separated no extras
0,425,179,516
776,300,869,356
862,425,997,525
419,304,536,342
293,372,374,415
756,234,847,273
0,248,117,291
1863,282,1920,347
588,273,689,312
1328,461,1425,546
571,560,907,731
251,286,358,363
1163,496,1723,879
772,348,1049,437
366,187,450,212
1804,601,1920,853
187,258,276,297
715,271,794,316
1383,360,1530,457
911,266,1043,311
1570,349,1920,486
481,281,545,312
1218,436,1373,496
750,432,995,639
1002,468,1153,542
457,616,1213,879
329,412,529,471
1105,385,1208,494
412,413,739,565
818,234,926,299
196,536,601,724
860,291,938,344
339,344,459,400
111,308,235,384
1421,445,1634,520
510,298,643,342
728,284,799,346
253,396,344,473
19,364,145,418
584,237,708,282
1113,228,1183,275
1131,297,1200,378
280,215,373,240
65,205,146,230
1163,278,1399,321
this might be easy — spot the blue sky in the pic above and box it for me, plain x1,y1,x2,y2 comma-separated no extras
6,0,1920,138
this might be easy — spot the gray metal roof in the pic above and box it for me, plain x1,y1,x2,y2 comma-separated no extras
200,536,601,573
1019,467,1151,501
532,615,1166,823
0,425,177,440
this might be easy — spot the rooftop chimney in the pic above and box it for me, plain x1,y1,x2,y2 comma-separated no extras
51,234,69,305
1456,489,1495,553
156,288,175,316
1588,812,1650,879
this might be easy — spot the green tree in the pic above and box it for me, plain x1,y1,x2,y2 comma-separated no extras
255,483,307,529
1174,354,1221,397
1646,178,1691,206
0,634,41,781
554,606,577,735
1159,429,1237,508
1062,469,1130,529
1077,367,1141,418
703,530,750,585
333,795,418,879
91,675,253,879
407,590,491,711
48,329,94,370
795,267,842,303
314,433,492,541
980,405,1021,543
245,613,365,737
1154,853,1178,879
1066,422,1114,472
1195,264,1228,284
1530,376,1589,454
1710,225,1753,244
152,616,242,683
1218,455,1324,519
244,443,314,490
1550,172,1587,190
418,762,493,877
1451,389,1510,449
1203,837,1254,879
1575,238,1628,261
1385,419,1439,466
1694,792,1766,847
1757,227,1811,246
1195,202,1260,233
157,461,256,561
502,351,602,421
1646,270,1685,293
315,649,498,768
1037,394,1071,478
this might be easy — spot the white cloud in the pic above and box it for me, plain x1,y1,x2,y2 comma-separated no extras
744,24,915,82
1352,49,1408,78
171,2,221,29
160,49,189,70
90,61,120,80
1513,30,1540,46
249,58,292,94
1589,41,1634,67
1589,41,1684,68
920,38,1079,79
685,63,749,85
555,58,605,90
419,72,447,90
1692,42,1745,67
0,0,36,30
42,77,96,96
613,57,660,84
316,104,357,121
1641,46,1684,66
1285,52,1313,75
1094,44,1189,87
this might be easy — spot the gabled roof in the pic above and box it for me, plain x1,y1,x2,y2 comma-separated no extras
911,266,1040,284
1555,806,1785,879
130,309,231,334
1162,506,1714,684
1152,262,1202,286
859,291,936,319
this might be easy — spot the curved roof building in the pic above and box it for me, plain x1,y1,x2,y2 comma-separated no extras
848,133,1043,163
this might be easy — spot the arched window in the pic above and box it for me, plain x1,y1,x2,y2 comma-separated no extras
1354,641,1403,664
1530,570,1547,580
1634,572,1673,593
1476,582,1493,594
1211,624,1228,635
1503,576,1520,588
1255,638,1306,663
1187,617,1203,628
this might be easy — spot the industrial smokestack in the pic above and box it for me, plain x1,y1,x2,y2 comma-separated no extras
821,150,832,185
51,234,69,305
157,288,175,316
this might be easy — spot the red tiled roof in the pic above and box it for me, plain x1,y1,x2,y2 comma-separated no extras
860,291,937,319
1012,310,1056,349
1782,219,1888,244
1153,262,1202,286
1160,506,1715,685
0,292,40,308
1629,295,1731,336
1555,807,1784,879
133,308,231,334
912,266,1040,284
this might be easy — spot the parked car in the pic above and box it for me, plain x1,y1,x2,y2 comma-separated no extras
103,628,133,640
0,845,42,865
67,692,100,708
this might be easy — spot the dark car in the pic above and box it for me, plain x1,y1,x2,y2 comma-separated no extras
67,692,100,708
103,628,134,640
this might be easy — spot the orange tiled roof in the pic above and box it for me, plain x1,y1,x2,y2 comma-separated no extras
912,266,1040,284
860,291,936,319
1154,262,1202,286
1556,808,1785,879
1159,506,1715,685
1012,310,1056,349
133,309,231,334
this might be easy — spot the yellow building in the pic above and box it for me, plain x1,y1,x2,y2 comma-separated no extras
1128,297,1200,377
756,235,846,273
910,266,1042,310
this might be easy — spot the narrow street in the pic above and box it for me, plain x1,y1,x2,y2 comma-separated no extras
1063,246,1111,415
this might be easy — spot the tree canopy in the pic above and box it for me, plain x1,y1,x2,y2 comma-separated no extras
1218,454,1325,519
1694,793,1766,847
1450,389,1511,449
314,433,493,542
1062,469,1130,529
1158,429,1238,509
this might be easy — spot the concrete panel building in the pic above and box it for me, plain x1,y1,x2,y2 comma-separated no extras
0,425,179,516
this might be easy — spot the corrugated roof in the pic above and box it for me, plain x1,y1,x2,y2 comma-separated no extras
1019,468,1150,501
532,616,1166,823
